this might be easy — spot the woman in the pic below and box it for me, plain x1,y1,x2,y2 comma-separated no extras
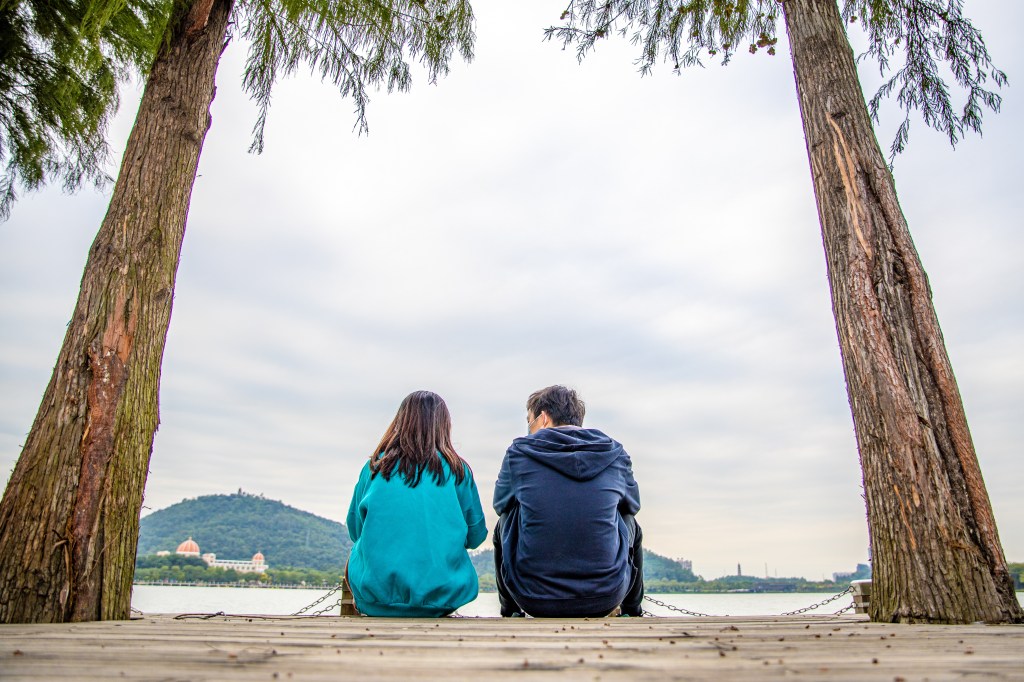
345,390,487,617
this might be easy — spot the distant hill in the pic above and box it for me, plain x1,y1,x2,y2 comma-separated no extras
470,548,698,583
137,492,351,571
642,550,698,582
139,491,701,581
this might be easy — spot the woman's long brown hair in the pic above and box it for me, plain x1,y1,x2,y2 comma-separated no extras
369,391,468,487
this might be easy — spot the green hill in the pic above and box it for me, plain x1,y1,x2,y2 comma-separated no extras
642,550,698,582
137,491,351,571
470,548,698,591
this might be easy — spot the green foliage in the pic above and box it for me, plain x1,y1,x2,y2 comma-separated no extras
470,547,700,590
472,546,858,593
469,548,494,576
1009,562,1023,590
642,549,697,582
476,571,496,592
134,552,344,585
545,0,1005,158
469,551,497,591
265,566,343,585
643,573,844,593
236,0,476,151
0,0,168,219
135,554,207,569
833,562,872,583
2,0,475,216
843,0,1006,158
137,491,352,571
134,562,262,583
546,1,781,68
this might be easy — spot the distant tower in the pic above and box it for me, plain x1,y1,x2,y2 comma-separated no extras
737,563,742,577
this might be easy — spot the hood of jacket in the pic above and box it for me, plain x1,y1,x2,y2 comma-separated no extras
508,427,623,482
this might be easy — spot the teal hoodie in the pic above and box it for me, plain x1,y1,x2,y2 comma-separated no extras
346,456,487,617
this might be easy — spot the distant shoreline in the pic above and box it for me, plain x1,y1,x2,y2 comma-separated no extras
133,580,334,590
131,581,850,595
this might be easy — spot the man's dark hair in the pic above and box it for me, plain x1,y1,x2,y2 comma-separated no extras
527,385,585,427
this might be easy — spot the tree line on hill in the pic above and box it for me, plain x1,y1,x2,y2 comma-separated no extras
135,554,1021,594
137,492,351,572
134,549,703,591
135,548,876,593
1010,564,1024,591
134,554,341,586
471,550,866,594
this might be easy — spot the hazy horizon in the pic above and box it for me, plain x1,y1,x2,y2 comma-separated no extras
139,487,869,582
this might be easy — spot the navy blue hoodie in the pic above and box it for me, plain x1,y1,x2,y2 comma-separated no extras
493,427,641,616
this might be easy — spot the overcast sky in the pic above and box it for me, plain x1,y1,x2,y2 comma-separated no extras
1,1,1020,581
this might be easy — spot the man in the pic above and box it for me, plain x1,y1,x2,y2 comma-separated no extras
493,385,644,617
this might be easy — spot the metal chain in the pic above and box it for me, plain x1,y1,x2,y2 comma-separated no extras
307,597,343,616
829,601,856,617
642,596,717,617
158,583,858,619
643,585,856,618
292,583,344,616
777,586,855,616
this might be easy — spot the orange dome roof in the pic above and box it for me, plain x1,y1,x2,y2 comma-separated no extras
176,537,200,555
252,551,265,562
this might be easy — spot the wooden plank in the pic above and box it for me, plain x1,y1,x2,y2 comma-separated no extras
1,614,1022,680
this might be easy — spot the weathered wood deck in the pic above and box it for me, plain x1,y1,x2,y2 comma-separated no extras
1,613,1022,680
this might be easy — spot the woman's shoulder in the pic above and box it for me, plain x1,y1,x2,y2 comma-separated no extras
356,458,375,480
438,451,471,471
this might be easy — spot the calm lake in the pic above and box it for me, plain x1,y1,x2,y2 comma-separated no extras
131,585,1024,618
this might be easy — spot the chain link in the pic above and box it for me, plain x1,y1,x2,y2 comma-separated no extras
161,583,858,619
307,597,344,616
829,601,857,617
292,583,343,616
643,585,856,618
642,596,717,617
777,586,854,616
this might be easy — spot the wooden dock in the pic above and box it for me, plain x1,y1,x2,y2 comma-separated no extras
1,613,1022,680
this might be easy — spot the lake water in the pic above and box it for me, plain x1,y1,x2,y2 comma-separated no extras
131,585,1024,618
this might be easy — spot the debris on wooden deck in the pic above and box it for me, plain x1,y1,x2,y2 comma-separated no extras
1,613,1022,680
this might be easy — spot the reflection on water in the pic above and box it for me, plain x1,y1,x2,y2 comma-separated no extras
135,586,1024,618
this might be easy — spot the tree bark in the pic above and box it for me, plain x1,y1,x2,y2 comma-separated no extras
782,0,1022,623
0,0,233,623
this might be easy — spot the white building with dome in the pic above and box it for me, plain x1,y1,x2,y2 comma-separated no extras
175,537,267,574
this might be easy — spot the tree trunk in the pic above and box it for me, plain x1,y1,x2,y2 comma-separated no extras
782,0,1022,624
0,0,233,623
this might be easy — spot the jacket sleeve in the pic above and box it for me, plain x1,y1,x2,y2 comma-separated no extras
492,449,516,516
618,451,641,517
346,463,371,542
456,465,488,549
